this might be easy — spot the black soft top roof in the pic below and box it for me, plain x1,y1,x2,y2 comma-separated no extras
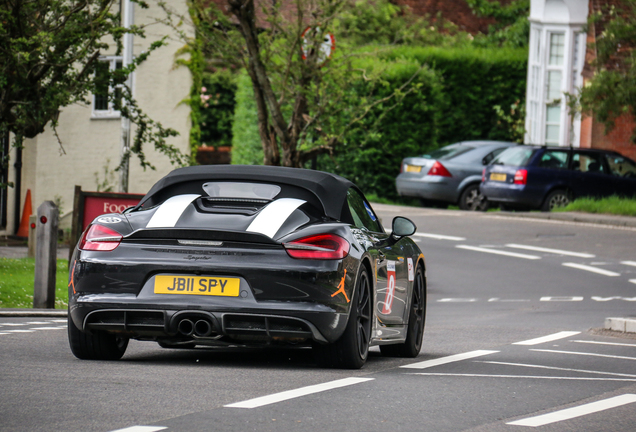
136,165,358,220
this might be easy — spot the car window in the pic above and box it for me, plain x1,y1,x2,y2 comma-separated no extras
538,150,569,169
605,154,636,178
491,146,536,166
423,144,474,160
571,152,606,174
346,189,382,232
483,147,508,165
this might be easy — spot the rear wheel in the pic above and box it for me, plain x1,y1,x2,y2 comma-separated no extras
542,189,571,212
314,267,372,369
68,314,128,360
459,184,488,211
380,264,426,357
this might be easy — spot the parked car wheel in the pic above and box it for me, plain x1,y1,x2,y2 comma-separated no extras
542,189,571,212
68,314,129,360
459,184,489,211
380,264,426,358
313,267,372,369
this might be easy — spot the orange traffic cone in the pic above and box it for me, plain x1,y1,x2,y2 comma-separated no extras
16,189,32,238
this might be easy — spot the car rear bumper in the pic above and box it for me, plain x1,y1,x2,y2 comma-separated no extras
395,176,458,202
480,182,543,208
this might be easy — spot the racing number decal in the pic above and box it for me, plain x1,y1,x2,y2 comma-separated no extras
382,261,396,314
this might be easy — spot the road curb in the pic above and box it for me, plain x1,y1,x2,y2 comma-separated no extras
0,309,67,317
605,317,636,333
497,211,636,228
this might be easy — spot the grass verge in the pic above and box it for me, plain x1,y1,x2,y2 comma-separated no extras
554,196,636,216
0,258,69,309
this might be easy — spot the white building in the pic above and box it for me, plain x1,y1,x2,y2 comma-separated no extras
525,0,589,147
1,0,192,237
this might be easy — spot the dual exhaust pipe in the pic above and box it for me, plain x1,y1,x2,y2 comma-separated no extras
177,318,213,337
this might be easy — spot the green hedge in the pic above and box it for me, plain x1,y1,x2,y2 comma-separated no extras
231,46,528,200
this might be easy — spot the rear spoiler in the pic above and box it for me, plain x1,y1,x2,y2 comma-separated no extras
125,228,279,245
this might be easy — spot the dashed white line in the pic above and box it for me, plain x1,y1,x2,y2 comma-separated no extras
456,245,541,260
621,261,636,267
414,232,466,241
478,361,636,378
571,340,636,348
507,394,636,427
561,263,620,277
412,373,636,382
401,350,498,369
513,331,580,346
224,377,374,409
505,244,595,258
5,329,35,333
109,427,167,432
630,279,636,285
530,349,636,361
30,327,64,331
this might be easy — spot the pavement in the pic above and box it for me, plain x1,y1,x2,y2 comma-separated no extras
1,210,634,333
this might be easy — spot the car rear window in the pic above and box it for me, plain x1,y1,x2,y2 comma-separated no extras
423,144,474,160
491,146,536,166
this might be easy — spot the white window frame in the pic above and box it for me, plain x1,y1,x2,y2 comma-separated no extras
92,56,123,119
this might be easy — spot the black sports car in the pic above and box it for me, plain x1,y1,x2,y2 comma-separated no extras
68,165,426,368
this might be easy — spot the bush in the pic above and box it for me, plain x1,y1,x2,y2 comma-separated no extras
231,72,263,165
199,70,237,148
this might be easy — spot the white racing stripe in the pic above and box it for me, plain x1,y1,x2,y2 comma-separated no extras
507,394,636,427
456,245,541,260
513,331,580,346
146,194,200,228
246,198,305,238
505,244,595,258
401,350,498,369
224,377,374,409
562,263,620,277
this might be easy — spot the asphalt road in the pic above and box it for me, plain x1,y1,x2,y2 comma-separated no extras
1,205,636,432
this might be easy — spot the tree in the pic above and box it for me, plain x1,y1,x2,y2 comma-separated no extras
570,0,636,143
0,0,187,185
175,0,427,167
465,0,530,48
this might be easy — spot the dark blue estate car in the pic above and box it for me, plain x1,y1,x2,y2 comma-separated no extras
481,145,636,211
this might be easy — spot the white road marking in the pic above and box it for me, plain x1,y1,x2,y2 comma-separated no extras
224,377,374,409
0,333,8,335
513,331,580,346
488,298,530,302
621,261,636,267
630,279,636,285
5,330,34,333
51,319,67,323
505,244,595,258
437,298,477,303
572,340,636,347
414,232,466,241
531,349,636,361
401,350,498,369
592,296,636,301
561,262,620,277
540,296,583,301
411,373,636,382
456,245,540,260
0,323,28,326
29,327,64,330
108,427,167,432
478,361,636,378
506,394,636,427
146,194,200,228
246,198,306,238
25,321,50,325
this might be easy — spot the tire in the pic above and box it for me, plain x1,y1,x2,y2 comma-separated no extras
313,267,372,369
459,184,488,211
541,189,571,212
380,264,426,357
68,313,129,360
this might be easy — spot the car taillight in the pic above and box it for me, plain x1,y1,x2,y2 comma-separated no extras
79,224,123,251
428,161,452,177
283,234,350,260
482,168,486,182
514,169,528,185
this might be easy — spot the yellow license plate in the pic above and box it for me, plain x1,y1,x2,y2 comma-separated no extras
490,173,507,182
154,275,240,297
405,164,422,173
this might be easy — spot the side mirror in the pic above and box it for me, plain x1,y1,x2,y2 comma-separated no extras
392,216,416,237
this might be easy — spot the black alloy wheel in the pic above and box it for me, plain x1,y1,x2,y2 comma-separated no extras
380,264,426,357
313,267,372,369
459,184,489,211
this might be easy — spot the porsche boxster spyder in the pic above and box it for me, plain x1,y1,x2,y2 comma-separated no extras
67,165,426,368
